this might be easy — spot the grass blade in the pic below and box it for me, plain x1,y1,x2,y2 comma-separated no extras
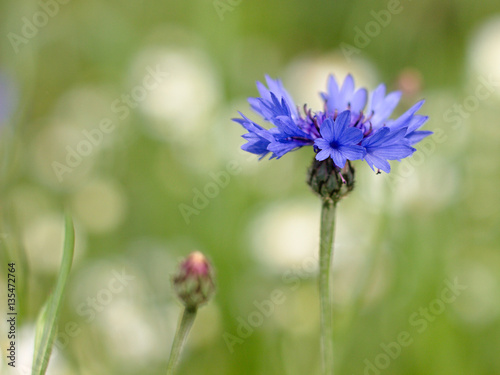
32,213,75,375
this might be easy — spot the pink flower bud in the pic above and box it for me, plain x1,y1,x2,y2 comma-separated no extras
173,252,215,310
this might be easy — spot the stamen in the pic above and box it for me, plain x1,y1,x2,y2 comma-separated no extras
291,136,313,143
363,121,373,136
354,111,363,126
338,171,347,184
312,116,320,132
365,110,374,121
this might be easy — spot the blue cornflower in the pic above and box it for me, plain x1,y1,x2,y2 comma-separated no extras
314,111,365,168
361,127,414,173
233,74,431,173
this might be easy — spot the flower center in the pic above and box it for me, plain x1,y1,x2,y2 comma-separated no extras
329,140,340,149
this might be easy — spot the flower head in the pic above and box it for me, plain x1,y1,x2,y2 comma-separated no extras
233,74,431,173
314,111,365,168
173,251,215,311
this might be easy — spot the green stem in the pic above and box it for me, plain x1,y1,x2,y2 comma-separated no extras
166,307,197,375
319,198,337,375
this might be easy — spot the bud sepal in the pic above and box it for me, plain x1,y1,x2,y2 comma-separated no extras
173,251,215,311
307,158,355,202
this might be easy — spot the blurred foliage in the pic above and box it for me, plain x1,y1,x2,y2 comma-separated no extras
1,0,500,374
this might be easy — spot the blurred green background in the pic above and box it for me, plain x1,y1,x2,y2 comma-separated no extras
1,0,500,374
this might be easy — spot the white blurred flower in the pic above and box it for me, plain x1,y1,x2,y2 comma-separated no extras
96,298,164,368
284,52,378,110
131,47,221,141
71,178,127,234
22,213,86,274
389,156,459,214
0,325,71,375
249,199,320,270
30,85,127,189
468,15,500,98
68,259,175,371
30,121,97,189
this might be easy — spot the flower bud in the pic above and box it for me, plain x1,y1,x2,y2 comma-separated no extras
306,158,355,202
173,251,215,311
